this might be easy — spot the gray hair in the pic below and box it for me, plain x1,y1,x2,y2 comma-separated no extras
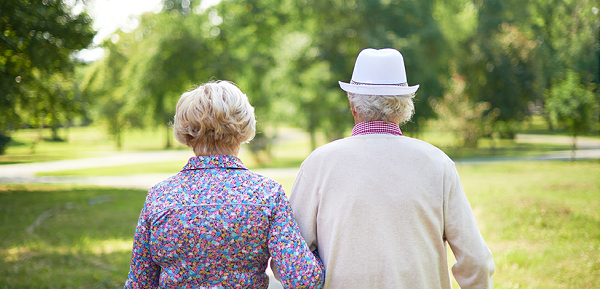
348,92,416,124
173,81,256,156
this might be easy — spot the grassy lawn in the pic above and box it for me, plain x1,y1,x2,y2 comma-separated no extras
0,126,186,165
457,160,600,288
1,161,599,288
0,184,147,288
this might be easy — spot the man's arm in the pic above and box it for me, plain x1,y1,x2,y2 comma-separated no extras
444,163,495,289
288,168,320,253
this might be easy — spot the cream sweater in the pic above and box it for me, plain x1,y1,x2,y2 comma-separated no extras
289,134,494,289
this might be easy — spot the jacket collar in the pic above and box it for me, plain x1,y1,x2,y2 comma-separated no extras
182,155,247,170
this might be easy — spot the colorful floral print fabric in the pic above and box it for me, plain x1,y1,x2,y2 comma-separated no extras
124,155,324,288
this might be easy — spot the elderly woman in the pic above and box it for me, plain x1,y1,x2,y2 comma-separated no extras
125,81,324,288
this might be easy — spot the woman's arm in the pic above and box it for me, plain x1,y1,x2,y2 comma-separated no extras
124,198,161,288
267,186,324,289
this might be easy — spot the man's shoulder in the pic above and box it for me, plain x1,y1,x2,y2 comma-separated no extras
304,135,452,164
312,135,446,153
310,137,351,154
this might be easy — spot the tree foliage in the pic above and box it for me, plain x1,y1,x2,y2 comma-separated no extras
0,0,95,152
31,0,598,154
448,0,599,137
429,65,499,148
545,70,598,158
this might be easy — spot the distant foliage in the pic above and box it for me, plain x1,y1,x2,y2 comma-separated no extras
13,0,594,154
429,68,498,148
545,71,598,152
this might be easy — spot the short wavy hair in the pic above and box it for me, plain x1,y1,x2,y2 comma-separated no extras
348,92,416,125
173,81,256,156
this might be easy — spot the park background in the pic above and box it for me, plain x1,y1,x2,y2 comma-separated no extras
1,0,599,288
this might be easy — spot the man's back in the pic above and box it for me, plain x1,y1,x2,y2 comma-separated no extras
289,134,494,288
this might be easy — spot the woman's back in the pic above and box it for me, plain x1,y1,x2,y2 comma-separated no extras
126,155,322,288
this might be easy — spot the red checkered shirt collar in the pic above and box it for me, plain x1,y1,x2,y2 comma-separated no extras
351,121,403,136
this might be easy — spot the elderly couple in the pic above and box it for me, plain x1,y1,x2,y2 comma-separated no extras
124,48,495,289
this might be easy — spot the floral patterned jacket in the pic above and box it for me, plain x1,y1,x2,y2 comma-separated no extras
124,155,324,288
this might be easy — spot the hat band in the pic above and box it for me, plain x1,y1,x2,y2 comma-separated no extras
351,80,408,87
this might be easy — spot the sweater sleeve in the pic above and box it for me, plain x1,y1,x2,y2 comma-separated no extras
268,184,324,289
444,162,495,289
124,196,161,289
288,168,319,253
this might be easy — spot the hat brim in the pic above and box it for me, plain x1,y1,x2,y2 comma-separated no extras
339,81,419,95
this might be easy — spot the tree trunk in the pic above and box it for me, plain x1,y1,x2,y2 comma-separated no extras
116,129,123,150
309,129,316,151
165,125,172,149
51,125,60,141
570,134,577,162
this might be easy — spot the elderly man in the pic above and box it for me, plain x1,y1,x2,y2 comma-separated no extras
289,48,495,288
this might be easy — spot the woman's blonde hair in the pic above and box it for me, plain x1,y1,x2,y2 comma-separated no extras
173,81,256,156
348,92,416,124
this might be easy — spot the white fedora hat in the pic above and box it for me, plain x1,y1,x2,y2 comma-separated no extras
339,48,419,95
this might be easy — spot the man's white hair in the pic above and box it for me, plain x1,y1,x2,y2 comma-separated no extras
348,92,416,124
173,81,256,156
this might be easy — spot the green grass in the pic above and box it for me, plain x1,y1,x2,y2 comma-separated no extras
0,184,147,288
1,126,186,165
455,160,600,288
1,161,599,288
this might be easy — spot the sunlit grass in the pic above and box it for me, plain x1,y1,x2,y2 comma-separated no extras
1,125,186,165
456,160,600,288
0,184,146,288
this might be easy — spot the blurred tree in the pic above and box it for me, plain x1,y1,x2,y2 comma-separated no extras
528,0,599,129
0,0,95,153
429,65,498,148
115,0,291,151
451,0,599,139
126,12,210,148
545,71,598,161
454,0,537,138
20,70,83,150
81,37,144,149
160,0,308,156
208,0,288,155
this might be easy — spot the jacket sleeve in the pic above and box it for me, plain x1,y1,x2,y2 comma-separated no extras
267,184,324,289
444,162,495,289
124,195,161,289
